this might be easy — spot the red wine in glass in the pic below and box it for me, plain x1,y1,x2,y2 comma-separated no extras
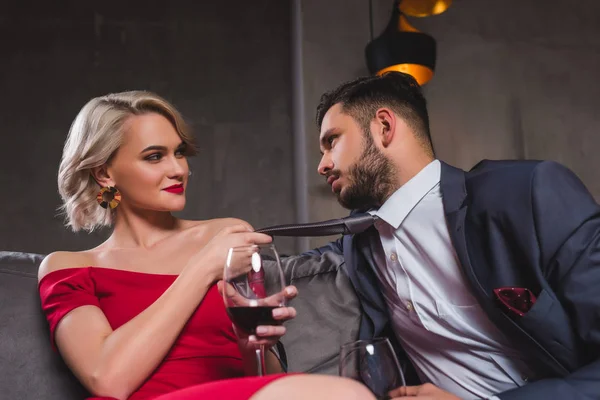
223,244,286,376
226,306,282,334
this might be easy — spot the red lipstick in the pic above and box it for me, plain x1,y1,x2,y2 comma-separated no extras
163,184,184,194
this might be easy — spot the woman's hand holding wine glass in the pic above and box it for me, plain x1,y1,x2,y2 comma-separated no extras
221,244,297,376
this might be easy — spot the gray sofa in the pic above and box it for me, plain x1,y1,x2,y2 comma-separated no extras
0,252,88,399
0,250,361,399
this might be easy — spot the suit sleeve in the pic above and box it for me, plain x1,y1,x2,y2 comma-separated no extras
498,161,600,400
303,238,344,256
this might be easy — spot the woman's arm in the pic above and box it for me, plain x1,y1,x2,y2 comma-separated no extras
41,223,272,400
50,261,215,399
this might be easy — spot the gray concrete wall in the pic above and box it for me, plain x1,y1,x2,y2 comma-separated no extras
0,1,296,254
298,0,600,249
2,0,599,255
298,0,374,249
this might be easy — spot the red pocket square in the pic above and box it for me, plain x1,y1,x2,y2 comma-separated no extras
493,287,537,317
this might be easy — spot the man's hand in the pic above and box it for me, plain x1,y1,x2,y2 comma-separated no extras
389,383,461,399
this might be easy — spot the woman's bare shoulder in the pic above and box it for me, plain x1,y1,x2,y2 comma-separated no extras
38,250,96,282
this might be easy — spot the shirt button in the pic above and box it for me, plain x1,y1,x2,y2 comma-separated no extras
521,376,529,382
390,252,398,262
406,301,414,312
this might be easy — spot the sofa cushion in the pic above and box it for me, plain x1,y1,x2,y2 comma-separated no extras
281,251,361,375
0,251,88,399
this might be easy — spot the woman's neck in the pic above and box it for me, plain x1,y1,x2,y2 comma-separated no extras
108,204,181,249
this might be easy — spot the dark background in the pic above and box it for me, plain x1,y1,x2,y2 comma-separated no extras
0,1,295,254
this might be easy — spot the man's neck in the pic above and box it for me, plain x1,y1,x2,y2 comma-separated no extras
383,156,436,203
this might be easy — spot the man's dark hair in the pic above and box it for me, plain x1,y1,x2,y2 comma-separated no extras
316,72,433,154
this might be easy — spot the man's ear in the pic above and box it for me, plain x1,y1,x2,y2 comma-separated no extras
374,108,396,148
91,165,114,188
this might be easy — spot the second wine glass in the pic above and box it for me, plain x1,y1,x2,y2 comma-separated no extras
339,337,406,400
223,244,286,376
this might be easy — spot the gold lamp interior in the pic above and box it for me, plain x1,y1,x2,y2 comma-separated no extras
398,0,452,17
377,64,434,86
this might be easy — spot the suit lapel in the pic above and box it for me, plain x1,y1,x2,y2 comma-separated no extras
440,162,472,287
440,162,495,304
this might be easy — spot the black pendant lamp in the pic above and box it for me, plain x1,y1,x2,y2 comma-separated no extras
365,0,452,85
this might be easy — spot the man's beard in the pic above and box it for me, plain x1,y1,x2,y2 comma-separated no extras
336,138,396,210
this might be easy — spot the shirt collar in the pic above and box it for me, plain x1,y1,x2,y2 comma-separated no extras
372,159,441,229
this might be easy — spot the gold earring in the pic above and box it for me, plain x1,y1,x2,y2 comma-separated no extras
96,186,122,209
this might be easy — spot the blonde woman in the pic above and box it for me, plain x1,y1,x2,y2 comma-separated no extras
38,91,374,400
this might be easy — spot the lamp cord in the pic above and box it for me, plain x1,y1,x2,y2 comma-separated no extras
369,0,374,41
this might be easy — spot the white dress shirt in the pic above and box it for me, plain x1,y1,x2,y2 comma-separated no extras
369,160,535,399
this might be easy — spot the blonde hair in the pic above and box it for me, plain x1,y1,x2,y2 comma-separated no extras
58,91,197,232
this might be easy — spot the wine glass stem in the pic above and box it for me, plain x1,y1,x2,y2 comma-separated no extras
255,344,266,376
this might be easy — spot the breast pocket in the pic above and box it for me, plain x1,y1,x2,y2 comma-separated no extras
431,299,506,347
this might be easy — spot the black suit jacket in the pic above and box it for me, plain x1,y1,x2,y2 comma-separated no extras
310,160,600,399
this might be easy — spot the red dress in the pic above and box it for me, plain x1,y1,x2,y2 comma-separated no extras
38,267,287,400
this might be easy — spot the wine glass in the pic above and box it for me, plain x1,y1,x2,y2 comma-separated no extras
223,244,286,376
339,337,406,400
